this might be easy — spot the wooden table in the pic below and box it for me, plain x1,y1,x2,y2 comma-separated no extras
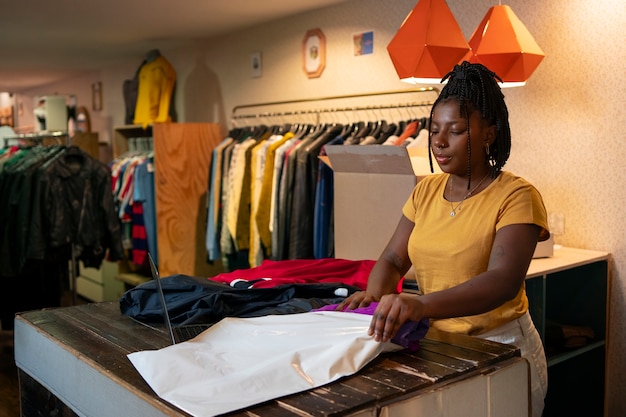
14,302,529,417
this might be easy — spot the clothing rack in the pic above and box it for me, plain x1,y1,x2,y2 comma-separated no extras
3,131,69,148
230,87,439,127
2,136,82,306
212,87,441,269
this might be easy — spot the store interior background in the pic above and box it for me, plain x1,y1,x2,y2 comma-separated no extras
0,0,623,414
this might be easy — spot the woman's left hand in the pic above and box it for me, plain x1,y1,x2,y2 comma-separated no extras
369,293,425,343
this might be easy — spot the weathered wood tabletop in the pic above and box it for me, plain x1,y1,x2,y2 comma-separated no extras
15,302,521,417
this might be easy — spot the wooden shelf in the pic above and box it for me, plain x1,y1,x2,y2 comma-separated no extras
526,246,609,278
113,122,224,281
547,340,605,368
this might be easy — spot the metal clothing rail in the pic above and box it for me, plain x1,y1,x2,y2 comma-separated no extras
230,87,440,126
3,130,68,147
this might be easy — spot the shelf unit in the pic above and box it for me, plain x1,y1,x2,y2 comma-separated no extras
525,246,610,417
112,122,224,286
76,260,125,302
112,124,155,287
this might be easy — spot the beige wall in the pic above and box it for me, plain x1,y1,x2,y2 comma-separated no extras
24,0,625,413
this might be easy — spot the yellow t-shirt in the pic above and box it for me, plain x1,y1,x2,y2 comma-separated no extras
402,171,549,335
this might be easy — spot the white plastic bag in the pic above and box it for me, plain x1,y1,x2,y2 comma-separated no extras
128,311,402,416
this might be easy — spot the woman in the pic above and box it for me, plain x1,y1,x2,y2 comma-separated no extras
337,61,549,417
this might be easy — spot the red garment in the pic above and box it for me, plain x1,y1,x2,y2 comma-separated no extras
131,202,148,267
391,120,418,146
208,258,403,291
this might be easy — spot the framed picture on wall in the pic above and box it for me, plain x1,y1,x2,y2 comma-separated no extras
92,82,102,111
302,28,326,78
353,31,374,56
250,51,262,78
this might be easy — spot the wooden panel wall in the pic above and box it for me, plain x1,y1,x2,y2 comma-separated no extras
70,132,99,160
153,123,222,277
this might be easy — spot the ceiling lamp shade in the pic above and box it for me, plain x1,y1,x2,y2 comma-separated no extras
468,5,545,87
387,0,470,84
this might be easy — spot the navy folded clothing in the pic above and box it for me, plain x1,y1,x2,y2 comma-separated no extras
120,274,361,326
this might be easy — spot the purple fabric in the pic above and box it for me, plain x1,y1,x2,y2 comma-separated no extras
313,302,429,352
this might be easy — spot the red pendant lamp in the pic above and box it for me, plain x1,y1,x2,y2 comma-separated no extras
387,0,470,84
468,4,545,87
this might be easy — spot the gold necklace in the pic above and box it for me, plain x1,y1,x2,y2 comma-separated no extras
447,173,490,217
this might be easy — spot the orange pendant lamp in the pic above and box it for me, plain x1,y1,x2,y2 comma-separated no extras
468,4,545,87
387,0,470,84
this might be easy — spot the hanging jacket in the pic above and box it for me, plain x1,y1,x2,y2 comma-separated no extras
28,146,124,268
133,54,177,127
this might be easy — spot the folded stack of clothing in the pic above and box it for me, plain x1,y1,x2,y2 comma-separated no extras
545,320,595,352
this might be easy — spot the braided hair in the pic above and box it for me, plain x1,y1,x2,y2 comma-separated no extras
428,61,511,188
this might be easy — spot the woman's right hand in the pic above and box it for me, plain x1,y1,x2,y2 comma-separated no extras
335,291,379,311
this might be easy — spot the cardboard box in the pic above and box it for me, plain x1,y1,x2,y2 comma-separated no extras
533,234,554,258
324,145,551,261
324,145,437,261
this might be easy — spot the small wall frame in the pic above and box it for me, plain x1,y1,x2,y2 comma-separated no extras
92,82,102,111
302,28,326,79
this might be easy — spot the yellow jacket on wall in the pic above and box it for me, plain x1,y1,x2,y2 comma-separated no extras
133,53,176,127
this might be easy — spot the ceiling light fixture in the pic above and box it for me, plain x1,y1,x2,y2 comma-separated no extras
468,4,545,87
387,0,470,84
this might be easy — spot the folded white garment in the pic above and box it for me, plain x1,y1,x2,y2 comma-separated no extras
128,311,403,417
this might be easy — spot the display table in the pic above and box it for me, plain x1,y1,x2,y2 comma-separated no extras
14,302,528,417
